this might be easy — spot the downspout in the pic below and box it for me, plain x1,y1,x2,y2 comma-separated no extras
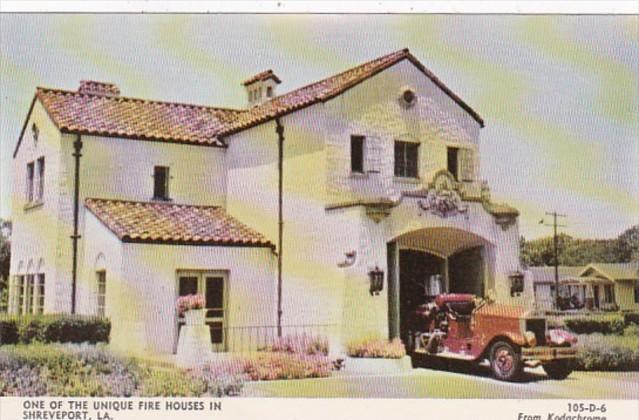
275,118,284,337
70,134,83,314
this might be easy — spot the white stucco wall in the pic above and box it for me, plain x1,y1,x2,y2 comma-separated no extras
9,101,63,314
51,132,227,313
78,211,123,317
107,242,276,355
224,59,521,350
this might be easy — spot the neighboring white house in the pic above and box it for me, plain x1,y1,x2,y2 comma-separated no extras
529,263,639,312
8,49,526,357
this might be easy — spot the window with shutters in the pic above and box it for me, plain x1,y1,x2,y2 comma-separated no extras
447,147,474,182
447,147,459,180
36,157,45,202
26,162,35,203
459,148,475,181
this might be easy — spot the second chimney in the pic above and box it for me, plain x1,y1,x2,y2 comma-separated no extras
242,70,281,107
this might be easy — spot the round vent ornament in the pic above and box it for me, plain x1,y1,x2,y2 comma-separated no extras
399,87,417,108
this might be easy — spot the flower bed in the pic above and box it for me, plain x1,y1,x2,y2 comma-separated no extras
346,337,406,359
241,353,332,381
0,343,244,397
259,333,329,356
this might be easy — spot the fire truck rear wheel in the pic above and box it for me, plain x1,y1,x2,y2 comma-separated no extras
542,359,574,380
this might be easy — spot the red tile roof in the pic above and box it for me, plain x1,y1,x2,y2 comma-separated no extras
16,49,483,157
242,70,282,86
35,88,242,146
221,48,484,136
85,198,273,247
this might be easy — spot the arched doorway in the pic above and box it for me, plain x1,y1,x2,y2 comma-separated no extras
387,227,495,344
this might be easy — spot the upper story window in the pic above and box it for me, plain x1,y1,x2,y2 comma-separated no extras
266,86,273,98
26,162,35,202
36,157,45,202
394,140,419,178
447,146,474,182
350,135,365,173
153,166,170,200
447,147,459,180
32,123,39,145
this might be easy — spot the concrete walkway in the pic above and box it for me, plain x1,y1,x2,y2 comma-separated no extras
242,365,639,399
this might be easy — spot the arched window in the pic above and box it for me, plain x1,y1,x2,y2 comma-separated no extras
35,259,45,314
95,253,107,316
24,260,35,314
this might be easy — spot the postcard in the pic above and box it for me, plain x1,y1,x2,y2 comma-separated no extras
0,3,637,420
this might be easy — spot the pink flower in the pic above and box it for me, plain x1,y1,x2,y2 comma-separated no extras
176,294,206,315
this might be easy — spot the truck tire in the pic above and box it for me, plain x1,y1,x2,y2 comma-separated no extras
542,360,574,380
489,341,523,382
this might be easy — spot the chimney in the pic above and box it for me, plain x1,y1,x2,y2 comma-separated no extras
78,80,120,97
242,70,281,107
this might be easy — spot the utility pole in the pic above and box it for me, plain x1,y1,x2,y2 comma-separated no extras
540,212,567,310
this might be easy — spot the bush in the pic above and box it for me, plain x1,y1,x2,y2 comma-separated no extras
0,319,19,344
574,333,639,371
260,333,329,356
0,314,110,345
564,316,625,335
346,337,406,359
624,313,639,326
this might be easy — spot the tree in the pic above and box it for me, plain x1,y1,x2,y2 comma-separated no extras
0,219,10,312
520,225,638,267
617,225,639,263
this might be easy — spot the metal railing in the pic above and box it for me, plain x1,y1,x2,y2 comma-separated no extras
198,323,338,353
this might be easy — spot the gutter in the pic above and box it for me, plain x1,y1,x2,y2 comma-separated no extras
275,118,285,337
70,134,83,314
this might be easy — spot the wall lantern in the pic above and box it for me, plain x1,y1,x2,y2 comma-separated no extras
369,266,384,296
509,271,525,297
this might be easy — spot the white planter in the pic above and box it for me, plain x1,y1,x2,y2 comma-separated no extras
184,308,206,325
343,355,412,374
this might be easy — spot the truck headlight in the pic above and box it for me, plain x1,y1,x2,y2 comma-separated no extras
524,331,537,347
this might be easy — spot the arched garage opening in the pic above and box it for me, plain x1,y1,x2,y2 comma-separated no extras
387,227,495,344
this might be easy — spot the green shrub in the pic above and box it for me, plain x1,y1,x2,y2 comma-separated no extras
564,316,625,335
346,337,406,359
0,318,19,344
0,314,110,345
140,369,206,397
574,333,639,371
624,313,639,326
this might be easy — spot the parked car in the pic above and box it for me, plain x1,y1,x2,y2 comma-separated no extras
409,293,578,381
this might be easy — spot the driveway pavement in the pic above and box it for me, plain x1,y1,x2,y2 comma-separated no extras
242,364,639,399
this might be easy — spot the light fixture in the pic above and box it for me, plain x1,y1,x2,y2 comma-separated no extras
369,266,384,296
509,271,525,297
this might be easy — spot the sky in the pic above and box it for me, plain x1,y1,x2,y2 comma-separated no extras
0,14,637,239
